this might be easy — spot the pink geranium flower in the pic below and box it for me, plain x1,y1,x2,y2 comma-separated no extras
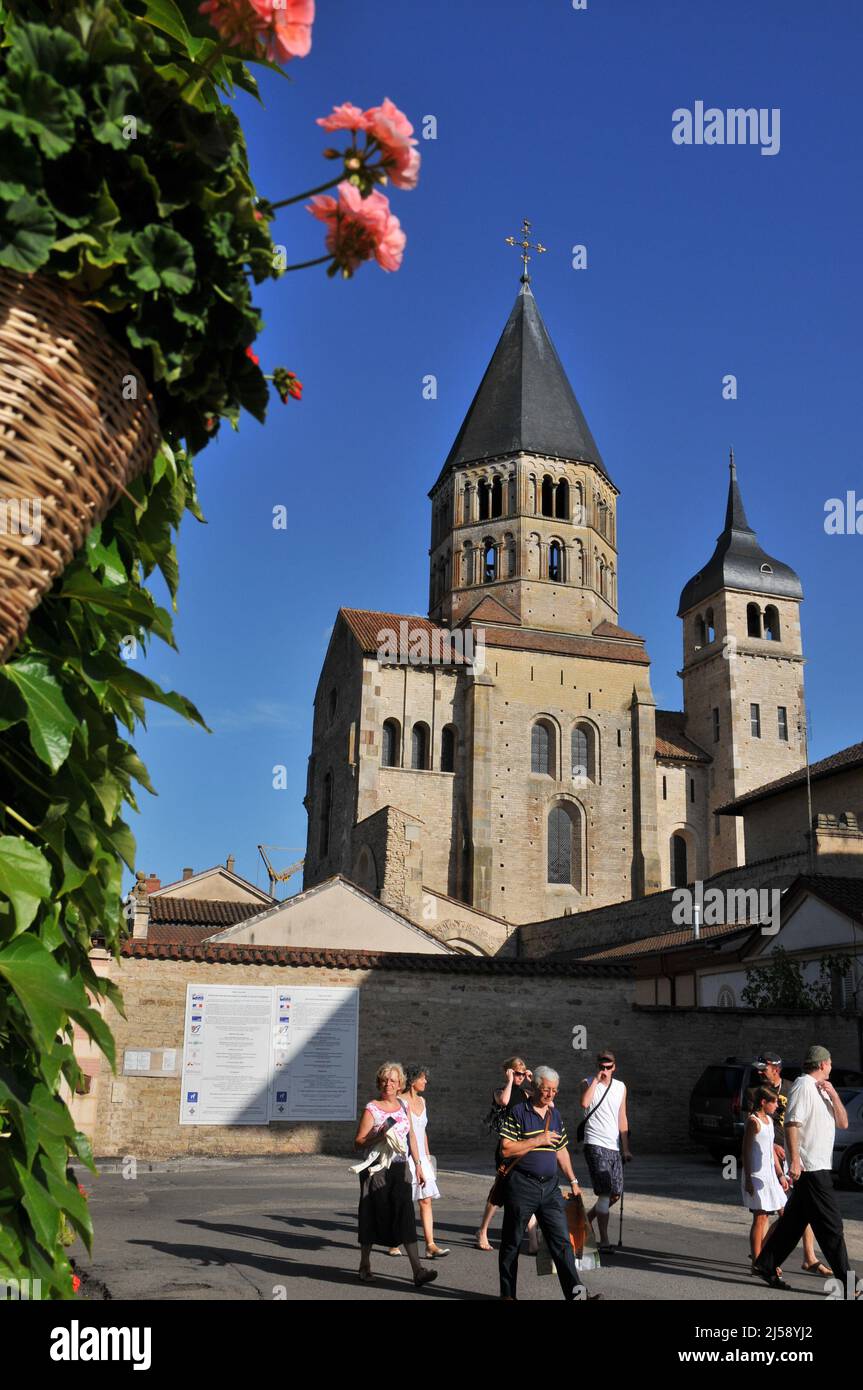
317,103,369,133
199,0,314,65
364,98,421,189
308,182,406,274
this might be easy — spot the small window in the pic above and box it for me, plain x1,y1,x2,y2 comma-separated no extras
441,724,456,772
483,540,496,584
531,721,553,775
690,778,695,804
411,722,429,770
714,811,721,837
760,563,773,575
319,772,333,857
750,703,761,739
671,833,688,888
764,605,781,641
662,775,667,801
381,718,400,767
777,707,788,742
548,541,562,583
747,603,762,638
712,707,720,743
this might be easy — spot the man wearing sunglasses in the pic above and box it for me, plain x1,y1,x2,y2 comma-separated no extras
579,1050,632,1253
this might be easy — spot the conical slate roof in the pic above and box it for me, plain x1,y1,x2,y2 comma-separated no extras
677,459,803,616
443,282,608,478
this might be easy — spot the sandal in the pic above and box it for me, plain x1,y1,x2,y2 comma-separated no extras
801,1261,832,1277
752,1265,791,1291
414,1268,438,1289
386,1247,403,1256
426,1246,450,1259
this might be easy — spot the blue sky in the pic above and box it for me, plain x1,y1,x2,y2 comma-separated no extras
129,0,863,895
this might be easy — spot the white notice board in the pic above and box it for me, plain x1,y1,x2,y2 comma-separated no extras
179,984,359,1125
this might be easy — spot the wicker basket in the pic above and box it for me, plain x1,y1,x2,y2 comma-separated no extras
0,269,161,662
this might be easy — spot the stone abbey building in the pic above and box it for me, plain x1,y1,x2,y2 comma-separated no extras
302,278,807,937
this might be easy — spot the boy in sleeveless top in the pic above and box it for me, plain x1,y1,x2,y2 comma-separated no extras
579,1049,632,1253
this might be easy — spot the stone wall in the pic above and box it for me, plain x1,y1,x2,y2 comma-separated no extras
75,952,861,1160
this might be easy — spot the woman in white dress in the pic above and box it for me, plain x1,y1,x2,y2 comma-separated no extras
389,1066,450,1260
742,1087,790,1273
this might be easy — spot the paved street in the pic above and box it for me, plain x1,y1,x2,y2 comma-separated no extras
72,1152,863,1301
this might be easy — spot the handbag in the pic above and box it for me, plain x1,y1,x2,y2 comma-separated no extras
576,1079,614,1145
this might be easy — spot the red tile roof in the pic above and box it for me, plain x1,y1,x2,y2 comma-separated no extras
148,898,267,928
578,920,753,962
717,740,863,814
118,940,630,975
655,710,711,763
592,620,645,641
339,608,649,667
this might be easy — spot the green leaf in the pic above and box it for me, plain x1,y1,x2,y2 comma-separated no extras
0,934,89,1050
0,837,52,934
59,570,173,644
0,194,55,273
0,70,83,159
129,225,195,295
12,1157,60,1250
3,659,77,771
139,0,197,55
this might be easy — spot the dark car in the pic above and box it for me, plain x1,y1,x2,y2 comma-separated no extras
689,1056,863,1160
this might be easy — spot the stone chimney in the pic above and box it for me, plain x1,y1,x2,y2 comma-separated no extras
127,870,152,941
182,867,194,881
226,854,235,874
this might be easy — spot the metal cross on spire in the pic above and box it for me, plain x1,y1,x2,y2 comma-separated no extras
505,218,547,283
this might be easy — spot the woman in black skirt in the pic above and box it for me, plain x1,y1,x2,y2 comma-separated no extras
353,1061,437,1288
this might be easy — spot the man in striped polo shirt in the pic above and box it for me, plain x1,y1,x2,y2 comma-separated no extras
498,1065,599,1300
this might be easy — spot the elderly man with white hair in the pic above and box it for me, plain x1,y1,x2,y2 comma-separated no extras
497,1065,600,1301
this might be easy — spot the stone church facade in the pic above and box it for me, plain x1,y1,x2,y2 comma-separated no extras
302,279,807,939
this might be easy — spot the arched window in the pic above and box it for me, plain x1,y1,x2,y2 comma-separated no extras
747,603,762,638
462,482,472,524
671,833,688,888
477,479,490,521
764,605,781,641
555,479,570,519
548,540,562,582
441,724,456,773
529,475,537,513
381,718,400,767
696,615,706,647
319,771,333,856
504,532,516,577
352,844,378,894
531,720,554,775
483,539,497,583
571,723,596,783
541,475,554,517
548,804,581,888
461,541,473,587
705,608,715,643
491,476,503,518
573,483,584,526
411,721,429,770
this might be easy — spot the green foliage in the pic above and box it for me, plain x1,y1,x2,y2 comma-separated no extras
0,441,206,1297
0,0,294,1299
741,946,852,1013
0,0,281,452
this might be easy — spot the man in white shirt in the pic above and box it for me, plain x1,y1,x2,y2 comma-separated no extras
579,1049,632,1252
754,1045,853,1294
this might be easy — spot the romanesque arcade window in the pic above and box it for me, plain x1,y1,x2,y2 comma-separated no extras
764,605,781,641
747,603,762,638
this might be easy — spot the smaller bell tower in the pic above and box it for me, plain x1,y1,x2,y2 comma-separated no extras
678,454,806,874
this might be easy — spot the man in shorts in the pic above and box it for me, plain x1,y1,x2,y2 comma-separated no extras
579,1049,632,1253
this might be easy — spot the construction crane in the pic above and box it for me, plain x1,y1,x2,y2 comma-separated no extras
257,845,305,900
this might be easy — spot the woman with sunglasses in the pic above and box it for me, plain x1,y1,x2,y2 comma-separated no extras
475,1055,538,1252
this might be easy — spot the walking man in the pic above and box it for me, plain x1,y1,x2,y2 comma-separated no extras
579,1049,632,1253
746,1052,831,1277
498,1066,599,1301
754,1045,854,1295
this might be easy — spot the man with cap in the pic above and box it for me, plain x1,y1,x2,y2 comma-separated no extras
753,1045,853,1295
746,1052,831,1278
